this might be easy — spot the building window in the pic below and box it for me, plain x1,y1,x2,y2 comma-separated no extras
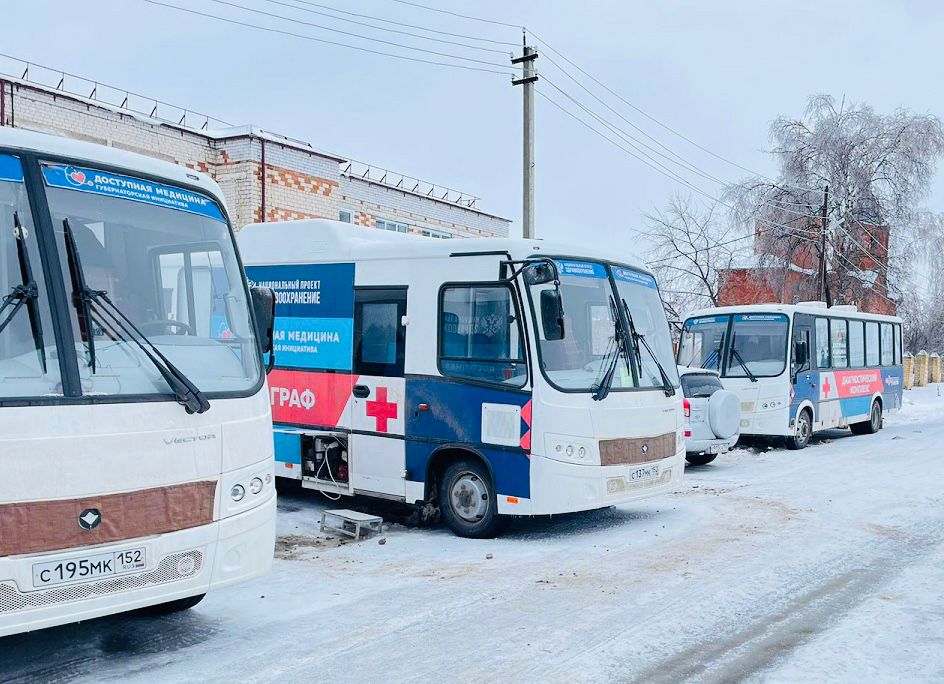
339,208,353,223
422,227,453,239
376,218,409,233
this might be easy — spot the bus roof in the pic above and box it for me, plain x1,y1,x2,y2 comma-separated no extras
684,302,902,324
0,127,226,206
237,219,654,275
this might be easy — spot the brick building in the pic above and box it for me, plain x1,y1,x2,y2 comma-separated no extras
0,62,509,239
717,217,896,315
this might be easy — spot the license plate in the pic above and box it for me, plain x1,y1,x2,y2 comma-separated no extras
708,444,727,454
32,547,146,588
629,464,660,483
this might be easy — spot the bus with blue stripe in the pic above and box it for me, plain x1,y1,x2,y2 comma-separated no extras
238,219,686,537
678,302,903,449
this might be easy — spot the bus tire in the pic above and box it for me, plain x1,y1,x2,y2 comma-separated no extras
685,453,717,466
439,458,507,538
850,400,882,435
786,409,812,450
135,593,206,616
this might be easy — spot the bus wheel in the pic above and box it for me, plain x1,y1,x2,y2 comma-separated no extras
135,593,205,616
439,459,507,538
685,453,717,466
787,410,812,450
851,401,882,435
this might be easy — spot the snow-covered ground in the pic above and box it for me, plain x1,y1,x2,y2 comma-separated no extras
3,386,944,683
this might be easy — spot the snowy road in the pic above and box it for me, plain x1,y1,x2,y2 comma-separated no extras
3,387,944,683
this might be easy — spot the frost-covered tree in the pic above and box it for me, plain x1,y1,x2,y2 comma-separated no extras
643,193,743,321
727,95,944,308
897,214,944,352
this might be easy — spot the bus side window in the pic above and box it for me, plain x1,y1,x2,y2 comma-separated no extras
894,324,902,365
815,317,830,368
865,322,880,366
830,319,848,368
353,289,407,377
438,284,526,386
848,320,865,368
880,323,894,366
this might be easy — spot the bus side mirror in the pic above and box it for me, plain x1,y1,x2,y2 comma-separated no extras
251,286,276,355
540,289,565,341
794,340,809,368
524,261,558,285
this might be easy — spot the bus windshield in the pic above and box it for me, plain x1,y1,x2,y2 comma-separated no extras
527,259,677,393
42,163,261,397
678,315,729,371
726,314,790,378
611,267,680,389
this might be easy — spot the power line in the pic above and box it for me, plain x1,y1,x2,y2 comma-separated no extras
541,76,731,188
251,0,510,54
389,0,523,29
529,29,825,196
203,0,512,66
139,0,515,75
535,86,821,262
282,0,518,46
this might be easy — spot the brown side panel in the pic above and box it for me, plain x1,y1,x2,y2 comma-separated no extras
0,481,217,557
599,433,677,466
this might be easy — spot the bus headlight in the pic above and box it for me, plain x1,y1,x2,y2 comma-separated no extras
249,477,264,495
230,484,246,502
545,435,598,464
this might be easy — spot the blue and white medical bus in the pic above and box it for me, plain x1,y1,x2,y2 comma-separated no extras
1,128,276,637
238,220,685,537
677,302,904,449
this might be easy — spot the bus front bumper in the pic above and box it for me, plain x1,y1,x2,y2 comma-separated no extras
0,493,275,638
507,448,685,516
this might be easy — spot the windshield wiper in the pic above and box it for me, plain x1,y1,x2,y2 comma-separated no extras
62,219,210,414
621,299,675,397
0,212,47,372
592,296,633,401
728,333,758,383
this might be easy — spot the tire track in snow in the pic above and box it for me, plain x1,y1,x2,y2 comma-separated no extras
618,520,944,684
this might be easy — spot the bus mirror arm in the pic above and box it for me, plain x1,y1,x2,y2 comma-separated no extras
251,286,276,363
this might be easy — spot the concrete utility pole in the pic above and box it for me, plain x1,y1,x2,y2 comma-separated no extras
512,37,538,239
819,184,832,305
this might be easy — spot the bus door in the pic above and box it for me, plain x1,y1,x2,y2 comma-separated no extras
791,314,816,422
349,287,407,497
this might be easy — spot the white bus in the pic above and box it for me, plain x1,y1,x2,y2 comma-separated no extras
0,128,277,637
238,220,685,537
678,303,904,449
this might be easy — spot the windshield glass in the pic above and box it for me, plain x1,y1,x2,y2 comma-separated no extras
678,315,729,371
726,314,789,378
0,154,63,399
42,163,261,396
612,267,680,389
528,259,633,392
680,372,723,398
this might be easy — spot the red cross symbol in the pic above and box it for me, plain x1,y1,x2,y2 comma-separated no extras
366,387,398,433
822,375,832,397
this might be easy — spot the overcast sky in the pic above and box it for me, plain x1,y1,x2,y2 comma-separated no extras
4,0,944,249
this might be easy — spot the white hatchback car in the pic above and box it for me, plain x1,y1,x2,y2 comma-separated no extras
678,366,741,465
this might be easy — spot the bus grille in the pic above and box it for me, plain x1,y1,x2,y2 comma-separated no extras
0,550,203,615
599,433,676,465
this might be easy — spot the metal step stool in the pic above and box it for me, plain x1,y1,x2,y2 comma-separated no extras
320,509,384,540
